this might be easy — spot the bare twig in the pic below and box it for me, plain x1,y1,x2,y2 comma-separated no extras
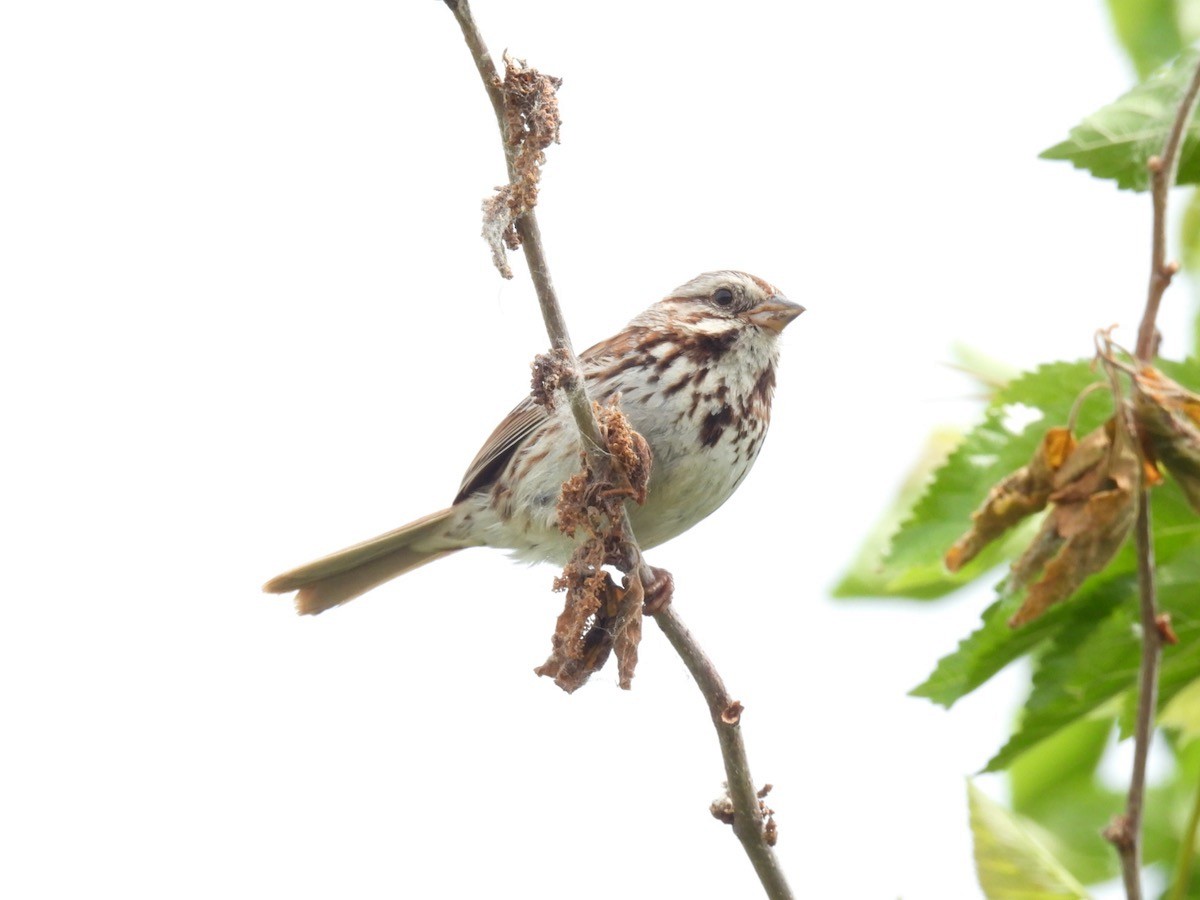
442,0,604,456
443,3,793,896
655,605,794,898
1135,63,1200,360
1107,55,1200,900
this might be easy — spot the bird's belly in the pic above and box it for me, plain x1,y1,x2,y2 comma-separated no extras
628,435,754,548
446,393,768,563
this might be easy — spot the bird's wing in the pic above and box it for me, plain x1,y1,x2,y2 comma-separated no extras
452,333,640,503
454,397,549,502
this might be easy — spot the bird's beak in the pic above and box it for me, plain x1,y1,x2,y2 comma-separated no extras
749,296,805,333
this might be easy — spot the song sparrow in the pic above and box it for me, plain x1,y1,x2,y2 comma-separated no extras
265,271,804,614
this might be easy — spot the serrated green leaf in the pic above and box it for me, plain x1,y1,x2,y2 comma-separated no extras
1041,48,1200,191
914,358,1200,715
879,361,1108,596
911,582,1123,709
1105,0,1186,79
986,581,1137,772
968,781,1091,899
986,517,1200,772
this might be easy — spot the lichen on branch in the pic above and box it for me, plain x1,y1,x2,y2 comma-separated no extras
481,54,562,278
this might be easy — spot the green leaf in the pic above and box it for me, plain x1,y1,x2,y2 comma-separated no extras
1041,48,1200,191
911,580,1123,709
833,429,962,598
915,358,1200,718
860,360,1109,599
1008,719,1200,889
1162,676,1200,743
968,781,1091,899
1009,717,1120,885
985,580,1138,772
986,503,1200,771
949,342,1022,392
1181,189,1200,272
1193,295,1200,356
1104,0,1186,79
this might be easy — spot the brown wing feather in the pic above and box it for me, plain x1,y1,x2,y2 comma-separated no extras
453,328,652,503
578,328,643,365
454,398,548,502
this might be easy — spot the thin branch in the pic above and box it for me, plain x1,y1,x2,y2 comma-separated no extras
1110,497,1160,900
655,605,794,899
441,0,603,454
1110,55,1200,900
1135,60,1200,360
443,3,793,897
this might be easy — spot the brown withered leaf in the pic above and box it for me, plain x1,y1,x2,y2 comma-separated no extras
613,569,644,690
537,395,652,691
1133,365,1200,512
1008,418,1139,627
535,568,644,693
1008,514,1067,597
534,564,615,693
945,427,1076,572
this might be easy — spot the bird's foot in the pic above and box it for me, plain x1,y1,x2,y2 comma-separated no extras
642,565,674,615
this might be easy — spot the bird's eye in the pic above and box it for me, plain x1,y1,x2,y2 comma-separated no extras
712,288,735,308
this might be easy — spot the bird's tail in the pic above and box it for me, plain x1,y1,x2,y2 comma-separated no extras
263,509,459,615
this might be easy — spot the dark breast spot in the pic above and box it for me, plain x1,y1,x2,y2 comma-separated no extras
663,374,691,398
751,365,776,408
689,330,738,361
699,406,735,448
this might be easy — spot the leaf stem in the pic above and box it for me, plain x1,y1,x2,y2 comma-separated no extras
1110,53,1200,900
442,3,793,897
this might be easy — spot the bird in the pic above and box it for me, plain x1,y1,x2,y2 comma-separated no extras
264,271,804,614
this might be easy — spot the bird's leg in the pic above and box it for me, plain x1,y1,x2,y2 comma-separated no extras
642,565,675,615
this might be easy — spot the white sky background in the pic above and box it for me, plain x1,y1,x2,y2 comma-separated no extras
2,2,1192,898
